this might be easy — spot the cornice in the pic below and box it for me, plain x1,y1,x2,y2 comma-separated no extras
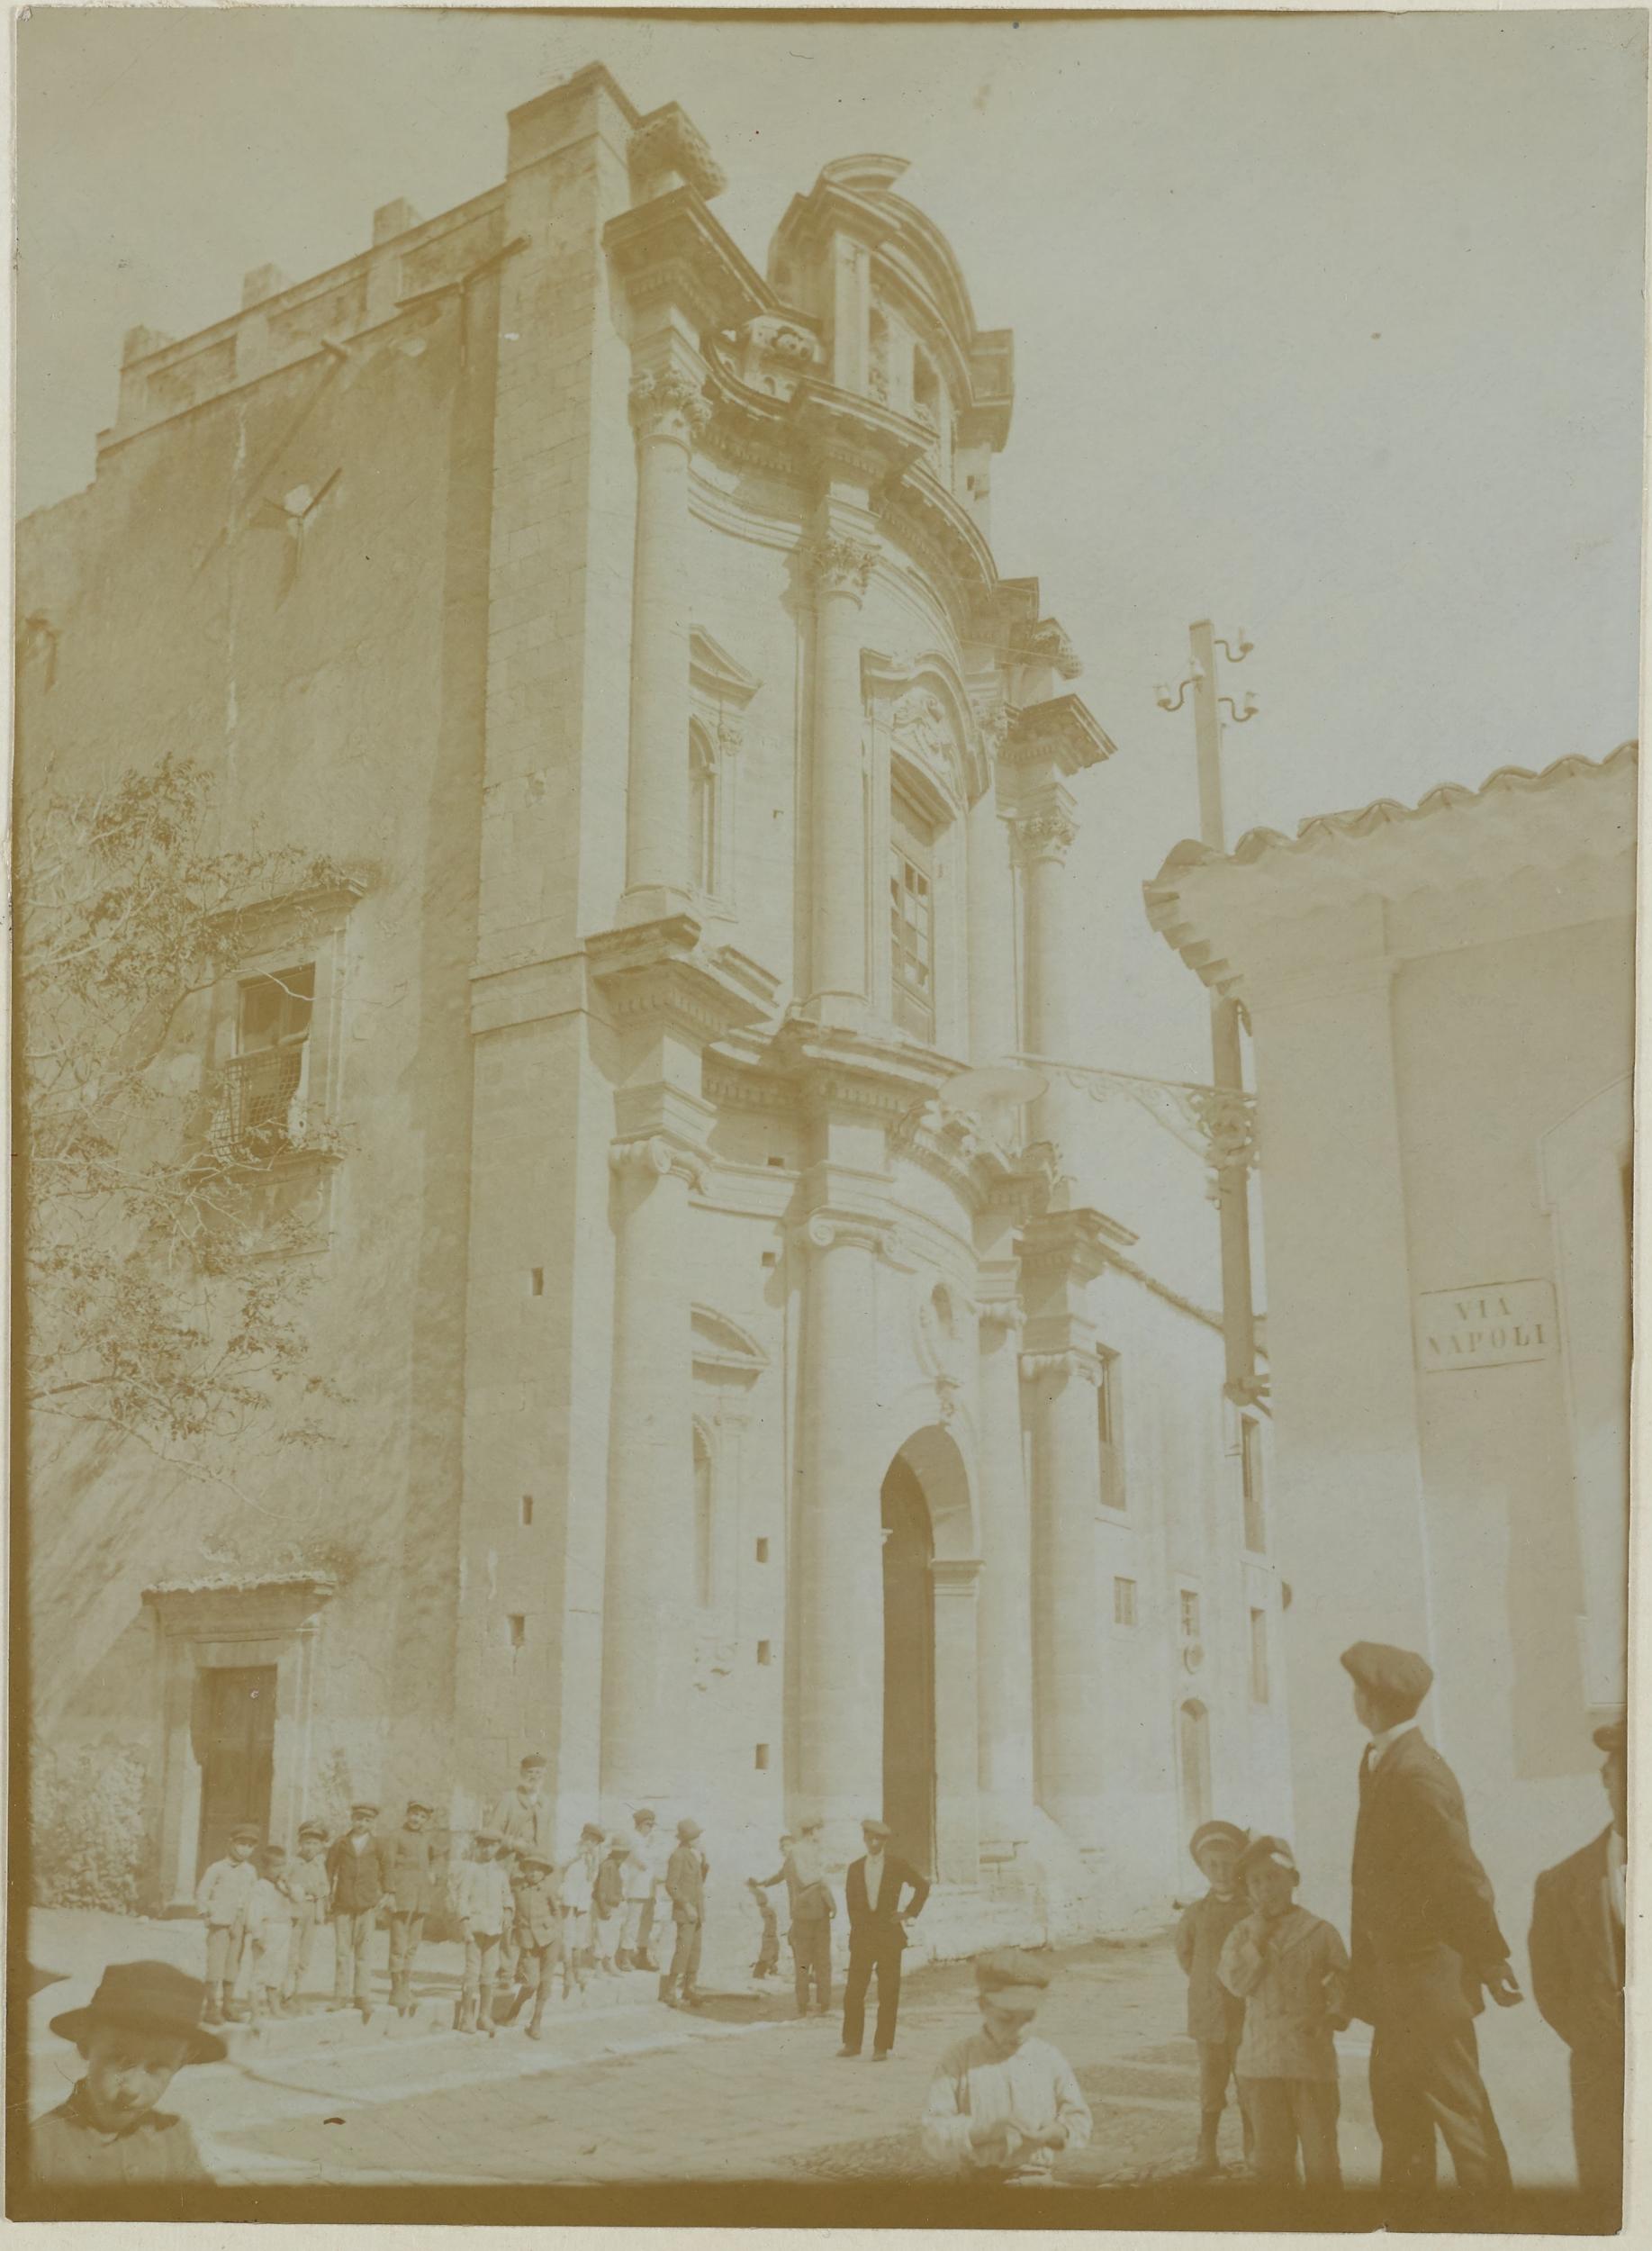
1003,692,1116,777
786,380,928,489
604,189,773,336
587,917,780,1042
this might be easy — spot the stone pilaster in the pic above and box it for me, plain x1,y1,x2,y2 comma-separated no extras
931,1557,983,1883
974,1297,1035,1839
1013,796,1079,1155
805,529,879,1020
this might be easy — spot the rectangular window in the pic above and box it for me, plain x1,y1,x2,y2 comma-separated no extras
519,1496,534,1527
889,788,936,1044
1179,1589,1201,1641
754,1743,771,1771
1241,1415,1266,1553
1097,1353,1124,1511
224,963,314,1157
756,1640,772,1667
508,1614,526,1650
754,1538,769,1564
1113,1576,1137,1628
1250,1606,1270,1704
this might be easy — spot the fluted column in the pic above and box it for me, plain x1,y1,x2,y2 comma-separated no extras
966,774,1017,1065
1023,1346,1105,1841
1016,800,1078,1152
601,1134,700,1806
794,1212,886,1858
808,535,879,1012
623,366,709,913
975,1300,1035,1836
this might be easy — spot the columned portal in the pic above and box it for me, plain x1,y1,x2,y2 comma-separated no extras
880,1458,935,1876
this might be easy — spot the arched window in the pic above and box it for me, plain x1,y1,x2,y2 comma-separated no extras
689,722,718,897
692,1424,714,1608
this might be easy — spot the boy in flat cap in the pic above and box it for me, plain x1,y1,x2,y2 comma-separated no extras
194,1822,259,2026
747,1838,788,1980
31,1960,221,2186
284,1821,332,2009
594,1832,628,1975
840,1818,928,2060
921,1949,1091,2185
756,1815,836,2014
455,1826,513,2035
662,1819,709,2009
1174,1819,1255,2175
384,1798,438,2017
488,1755,552,1994
1342,1640,1519,2193
327,1801,393,2020
561,1823,605,1993
1529,1716,1627,2198
620,1806,664,1973
1218,1836,1350,2186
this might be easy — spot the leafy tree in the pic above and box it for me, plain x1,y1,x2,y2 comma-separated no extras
16,753,351,1495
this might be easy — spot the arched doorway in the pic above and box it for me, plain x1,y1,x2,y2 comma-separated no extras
880,1457,936,1877
1178,1699,1212,1835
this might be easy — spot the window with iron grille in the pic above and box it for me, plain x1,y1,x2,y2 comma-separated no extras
889,789,935,1044
1179,1588,1201,1641
217,964,314,1161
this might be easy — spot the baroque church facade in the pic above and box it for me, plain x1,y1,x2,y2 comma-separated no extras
21,65,1290,1955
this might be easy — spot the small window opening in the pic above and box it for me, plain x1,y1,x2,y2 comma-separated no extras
757,1640,772,1666
755,1538,770,1564
520,1496,534,1527
508,1614,526,1650
754,1743,771,1771
529,1269,544,1297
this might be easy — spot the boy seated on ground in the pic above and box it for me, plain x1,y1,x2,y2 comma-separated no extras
30,1960,221,2187
921,1949,1092,2186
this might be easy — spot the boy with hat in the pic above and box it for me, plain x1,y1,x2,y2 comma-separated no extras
662,1818,709,2009
327,1801,393,2020
1341,1640,1518,2193
384,1798,438,2017
921,1949,1092,2185
747,1838,789,1979
284,1821,332,2008
244,1844,297,2022
1529,1716,1628,2197
620,1806,664,1973
455,1826,513,2035
593,1832,629,1975
194,1822,260,2026
505,1840,564,2039
488,1756,551,1995
1174,1819,1255,2175
31,1960,221,2185
756,1814,836,2014
560,1823,605,1993
1218,1835,1350,2186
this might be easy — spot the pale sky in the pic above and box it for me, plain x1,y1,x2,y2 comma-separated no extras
16,8,1647,1091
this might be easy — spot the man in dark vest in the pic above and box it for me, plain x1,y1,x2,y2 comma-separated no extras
1343,1641,1521,2195
838,1818,929,2061
1529,1716,1626,2199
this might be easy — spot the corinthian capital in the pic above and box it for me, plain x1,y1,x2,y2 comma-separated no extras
610,1135,705,1190
629,367,712,448
1015,809,1078,864
808,534,879,604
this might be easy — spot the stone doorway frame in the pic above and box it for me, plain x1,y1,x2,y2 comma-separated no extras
141,1575,336,1915
886,1424,980,1886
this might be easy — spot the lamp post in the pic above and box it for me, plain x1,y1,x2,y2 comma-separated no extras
1158,622,1262,1405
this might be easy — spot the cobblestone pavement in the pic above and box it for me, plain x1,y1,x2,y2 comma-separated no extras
26,1911,1575,2195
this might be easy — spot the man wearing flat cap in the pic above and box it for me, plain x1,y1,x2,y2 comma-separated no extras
839,1818,930,2061
1342,1640,1519,2193
1528,1717,1627,2197
327,1801,393,2020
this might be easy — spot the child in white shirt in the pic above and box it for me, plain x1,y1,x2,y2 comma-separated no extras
922,1949,1092,2186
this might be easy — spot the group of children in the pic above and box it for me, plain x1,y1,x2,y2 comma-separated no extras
1174,1818,1350,2187
191,1786,681,2037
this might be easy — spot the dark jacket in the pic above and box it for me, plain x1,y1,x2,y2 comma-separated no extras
383,1826,437,1917
327,1831,392,1916
845,1852,929,1948
1175,1889,1250,2045
666,1843,709,1924
594,1851,627,1918
510,1866,563,1950
1349,1727,1509,2030
1530,1828,1624,2060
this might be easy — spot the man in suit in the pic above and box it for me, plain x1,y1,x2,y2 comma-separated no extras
838,1817,930,2061
1343,1641,1521,2196
1529,1717,1627,2198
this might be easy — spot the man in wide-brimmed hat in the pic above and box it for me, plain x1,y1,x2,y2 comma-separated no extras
1529,1716,1628,2199
30,1960,220,2185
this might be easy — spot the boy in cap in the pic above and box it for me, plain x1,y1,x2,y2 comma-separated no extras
560,1823,605,1993
1342,1640,1518,2193
194,1822,259,2026
244,1844,296,2022
384,1798,438,2018
747,1840,788,1979
1174,1819,1255,2175
620,1806,663,1972
488,1755,551,1995
284,1821,332,2008
593,1833,628,1975
1218,1835,1350,2186
756,1814,836,2013
327,1801,393,2020
31,1960,221,2186
455,1826,513,2035
921,1949,1092,2185
662,1818,709,2009
1529,1716,1628,2196
505,1841,564,2039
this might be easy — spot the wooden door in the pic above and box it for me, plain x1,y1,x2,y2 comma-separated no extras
194,1665,276,1880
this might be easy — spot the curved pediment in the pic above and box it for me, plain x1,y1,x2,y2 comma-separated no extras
691,1304,769,1379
